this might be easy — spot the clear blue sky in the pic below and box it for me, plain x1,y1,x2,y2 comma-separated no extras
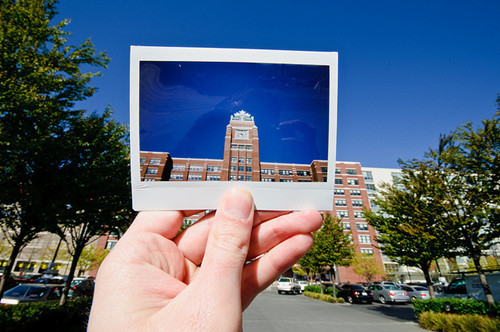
57,0,500,168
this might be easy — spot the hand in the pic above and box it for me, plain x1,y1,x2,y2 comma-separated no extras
88,188,322,331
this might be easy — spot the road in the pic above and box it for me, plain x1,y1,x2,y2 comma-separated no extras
243,290,425,332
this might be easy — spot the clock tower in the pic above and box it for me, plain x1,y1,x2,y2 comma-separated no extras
221,110,260,181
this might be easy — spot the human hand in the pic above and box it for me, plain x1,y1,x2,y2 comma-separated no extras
88,188,322,331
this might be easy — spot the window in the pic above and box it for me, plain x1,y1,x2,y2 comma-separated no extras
336,210,349,219
146,167,158,175
238,145,244,150
261,178,275,182
347,178,359,186
172,165,185,171
246,166,252,172
296,170,310,176
246,145,252,150
363,171,373,180
140,157,146,165
350,189,361,196
189,165,204,172
143,178,155,182
354,211,364,219
356,223,369,231
238,157,245,163
335,178,343,185
231,144,237,150
207,166,221,172
207,175,220,181
188,174,202,181
261,169,275,175
346,168,357,175
334,189,345,195
246,158,252,163
358,235,371,244
279,169,293,176
230,166,237,172
280,179,293,182
360,248,373,255
335,168,341,174
366,184,376,191
335,199,347,206
321,166,328,173
323,176,327,182
238,175,244,181
342,222,351,230
231,157,237,163
245,176,252,181
230,175,236,181
352,200,363,207
170,174,183,180
149,158,161,165
238,166,244,172
106,240,117,250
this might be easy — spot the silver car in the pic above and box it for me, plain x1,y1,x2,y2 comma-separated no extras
400,284,430,300
368,284,410,304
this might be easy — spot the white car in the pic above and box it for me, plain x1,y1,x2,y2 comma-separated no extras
297,280,308,292
277,278,301,294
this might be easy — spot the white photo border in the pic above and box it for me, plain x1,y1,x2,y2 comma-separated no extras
130,46,338,211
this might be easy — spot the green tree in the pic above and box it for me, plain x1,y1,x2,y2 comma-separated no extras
364,159,453,298
436,104,500,306
352,253,385,283
0,0,108,298
310,213,354,296
77,246,109,276
57,110,131,305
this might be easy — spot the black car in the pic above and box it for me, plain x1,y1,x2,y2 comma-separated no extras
338,284,373,304
0,284,63,305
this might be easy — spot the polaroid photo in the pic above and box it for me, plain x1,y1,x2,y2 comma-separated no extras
130,46,338,211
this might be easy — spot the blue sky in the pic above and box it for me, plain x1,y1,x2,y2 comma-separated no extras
57,1,500,168
139,61,329,164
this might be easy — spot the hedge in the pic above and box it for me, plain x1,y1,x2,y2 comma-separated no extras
418,311,500,332
304,285,337,297
412,298,500,317
303,291,345,304
0,297,92,332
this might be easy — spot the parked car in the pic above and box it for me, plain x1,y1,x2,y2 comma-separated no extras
297,280,308,292
277,277,301,294
368,284,410,304
69,277,94,297
369,281,398,287
0,284,63,305
400,284,430,300
338,284,373,304
33,276,65,284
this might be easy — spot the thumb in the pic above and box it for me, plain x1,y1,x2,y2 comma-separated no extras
201,188,254,279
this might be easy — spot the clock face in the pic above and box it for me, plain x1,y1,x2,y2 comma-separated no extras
235,130,249,139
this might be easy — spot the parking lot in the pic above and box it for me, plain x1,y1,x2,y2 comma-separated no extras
243,290,425,332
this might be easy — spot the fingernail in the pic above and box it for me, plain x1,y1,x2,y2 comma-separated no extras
221,188,254,220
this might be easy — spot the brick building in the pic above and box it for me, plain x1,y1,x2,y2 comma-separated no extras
130,110,384,283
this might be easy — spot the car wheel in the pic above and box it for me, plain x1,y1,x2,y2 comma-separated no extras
278,290,282,294
347,296,354,304
411,296,417,301
379,296,387,304
367,301,373,304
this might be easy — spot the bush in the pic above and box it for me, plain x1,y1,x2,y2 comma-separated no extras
0,297,92,332
413,298,499,317
418,311,500,332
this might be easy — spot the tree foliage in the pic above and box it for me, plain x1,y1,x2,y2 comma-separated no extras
299,213,353,294
351,253,385,283
0,0,109,298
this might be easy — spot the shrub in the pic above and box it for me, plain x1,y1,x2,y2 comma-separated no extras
336,297,345,304
304,285,322,293
418,311,500,332
413,298,495,317
0,297,92,332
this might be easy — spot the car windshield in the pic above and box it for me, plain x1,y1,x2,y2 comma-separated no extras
4,285,30,297
414,287,427,291
278,278,291,282
352,285,365,290
384,286,400,290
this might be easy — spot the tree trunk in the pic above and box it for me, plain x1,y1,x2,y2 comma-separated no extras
330,265,337,299
472,256,495,307
0,240,23,299
59,242,85,305
422,267,436,298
